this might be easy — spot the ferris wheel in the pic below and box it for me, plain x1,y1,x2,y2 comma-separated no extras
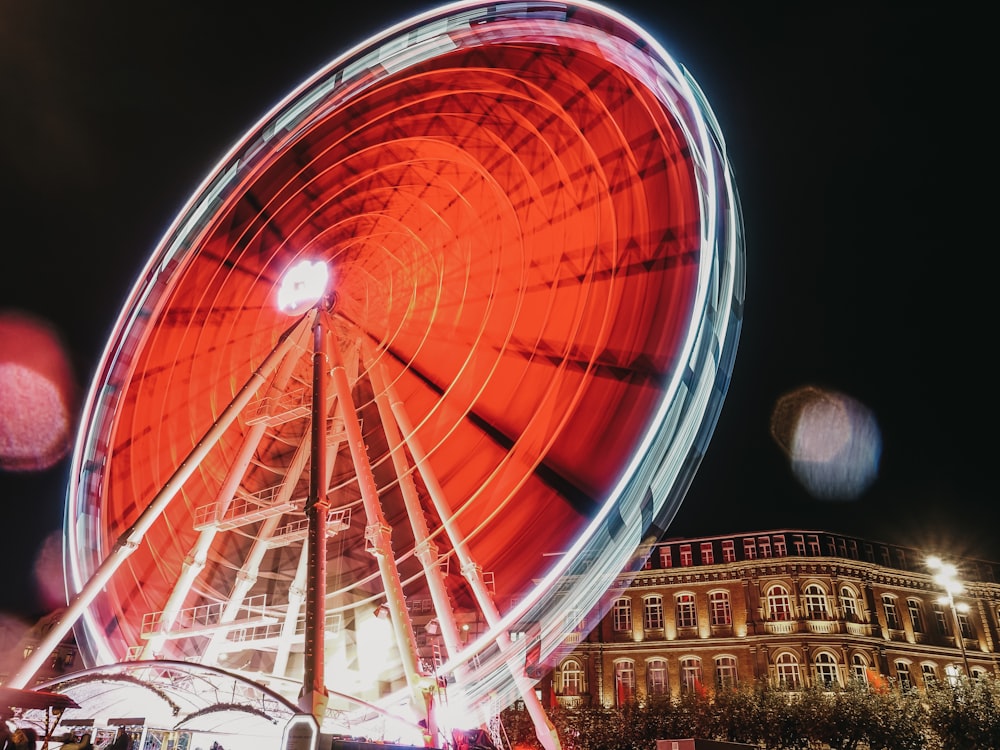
16,2,743,748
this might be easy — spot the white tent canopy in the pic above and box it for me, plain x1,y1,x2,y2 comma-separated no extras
18,661,318,750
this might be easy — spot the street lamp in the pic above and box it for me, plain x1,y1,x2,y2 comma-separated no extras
279,259,332,724
926,555,971,677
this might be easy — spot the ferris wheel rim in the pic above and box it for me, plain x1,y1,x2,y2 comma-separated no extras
61,0,743,731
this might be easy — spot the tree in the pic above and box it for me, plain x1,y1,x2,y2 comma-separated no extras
925,675,1000,750
862,682,928,750
712,684,769,746
500,673,1000,750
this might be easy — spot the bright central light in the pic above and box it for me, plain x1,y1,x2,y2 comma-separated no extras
277,260,330,315
934,574,964,595
926,553,972,675
927,556,964,594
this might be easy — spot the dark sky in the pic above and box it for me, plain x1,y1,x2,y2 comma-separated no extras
0,2,990,622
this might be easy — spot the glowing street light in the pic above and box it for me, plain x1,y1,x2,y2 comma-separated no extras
926,555,972,677
277,259,332,315
279,259,332,724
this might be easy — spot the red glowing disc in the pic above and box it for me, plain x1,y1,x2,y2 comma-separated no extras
57,1,743,735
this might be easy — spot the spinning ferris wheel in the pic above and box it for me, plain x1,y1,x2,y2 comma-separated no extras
14,2,743,748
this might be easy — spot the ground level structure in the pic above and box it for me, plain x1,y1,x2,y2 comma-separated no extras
6,661,320,750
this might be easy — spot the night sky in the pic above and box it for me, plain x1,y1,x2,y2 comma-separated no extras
0,2,990,624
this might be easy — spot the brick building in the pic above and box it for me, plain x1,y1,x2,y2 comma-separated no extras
0,608,79,687
542,529,1000,707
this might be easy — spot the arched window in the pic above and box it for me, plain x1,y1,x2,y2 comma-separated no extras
709,590,731,626
646,657,668,697
766,584,792,621
715,655,738,689
676,593,697,628
851,653,869,683
775,652,801,689
613,597,632,632
561,658,584,696
920,662,938,687
680,657,703,693
614,660,636,705
894,660,912,690
813,651,839,688
803,584,829,620
840,585,861,622
644,595,664,630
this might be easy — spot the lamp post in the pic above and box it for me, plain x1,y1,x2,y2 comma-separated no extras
278,259,333,724
926,555,971,677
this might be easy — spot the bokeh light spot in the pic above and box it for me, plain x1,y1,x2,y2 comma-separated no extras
770,385,881,500
0,310,77,472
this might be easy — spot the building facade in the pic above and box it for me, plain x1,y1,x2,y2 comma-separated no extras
7,529,1000,717
544,530,1000,707
0,608,80,687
